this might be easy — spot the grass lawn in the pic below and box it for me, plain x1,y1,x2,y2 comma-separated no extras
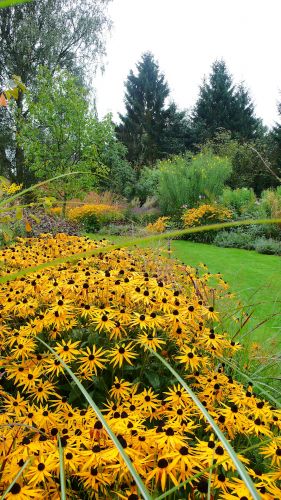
171,240,281,347
91,234,281,348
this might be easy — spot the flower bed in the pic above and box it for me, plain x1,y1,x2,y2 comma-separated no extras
0,234,280,499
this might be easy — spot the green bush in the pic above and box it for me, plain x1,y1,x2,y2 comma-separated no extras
157,152,232,215
260,187,281,221
134,166,160,205
254,237,281,255
220,187,257,216
214,230,255,250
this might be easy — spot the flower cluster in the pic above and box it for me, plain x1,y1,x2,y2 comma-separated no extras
182,204,232,228
67,203,124,223
0,234,280,499
146,216,170,233
0,179,22,196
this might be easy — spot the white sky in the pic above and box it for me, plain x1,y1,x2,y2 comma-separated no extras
94,0,281,128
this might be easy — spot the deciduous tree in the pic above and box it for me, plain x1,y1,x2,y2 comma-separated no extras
19,68,110,214
0,0,111,184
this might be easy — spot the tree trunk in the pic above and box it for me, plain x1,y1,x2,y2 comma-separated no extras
62,193,67,218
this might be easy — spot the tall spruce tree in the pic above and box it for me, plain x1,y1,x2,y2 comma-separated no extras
192,60,260,144
118,52,190,167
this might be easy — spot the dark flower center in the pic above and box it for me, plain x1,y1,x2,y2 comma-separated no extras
158,458,168,468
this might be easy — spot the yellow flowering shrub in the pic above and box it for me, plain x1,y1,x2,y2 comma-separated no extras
68,203,123,221
0,179,22,196
0,234,280,499
146,216,170,233
182,203,233,227
49,203,124,231
48,206,62,216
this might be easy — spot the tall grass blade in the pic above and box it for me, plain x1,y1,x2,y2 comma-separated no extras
0,218,280,286
251,354,281,377
149,349,261,500
207,452,214,500
155,437,272,500
37,338,151,500
0,0,31,7
0,171,89,207
58,435,67,500
219,356,281,408
0,459,30,500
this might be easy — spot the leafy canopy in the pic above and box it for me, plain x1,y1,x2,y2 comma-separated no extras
19,68,110,208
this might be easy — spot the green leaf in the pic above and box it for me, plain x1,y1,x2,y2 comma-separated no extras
15,207,23,220
144,370,160,389
58,435,67,500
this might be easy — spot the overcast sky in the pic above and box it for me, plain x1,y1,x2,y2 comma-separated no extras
94,0,281,128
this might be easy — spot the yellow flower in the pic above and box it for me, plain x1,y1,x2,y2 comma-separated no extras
146,457,178,492
26,454,58,484
77,345,107,378
109,377,132,401
107,342,137,368
5,484,43,499
54,339,80,362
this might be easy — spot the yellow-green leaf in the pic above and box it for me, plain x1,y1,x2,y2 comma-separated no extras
16,207,23,220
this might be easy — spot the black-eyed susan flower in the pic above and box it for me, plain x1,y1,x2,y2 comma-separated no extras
4,483,43,499
107,342,137,368
137,331,165,351
109,377,132,401
146,457,178,492
77,345,107,378
54,339,80,363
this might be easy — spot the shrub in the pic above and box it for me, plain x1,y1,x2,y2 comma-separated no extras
157,152,232,215
179,204,232,244
260,186,281,219
146,216,170,233
254,237,281,255
214,230,255,250
134,166,161,205
220,187,257,216
25,209,81,236
182,204,232,228
99,223,147,237
67,203,124,232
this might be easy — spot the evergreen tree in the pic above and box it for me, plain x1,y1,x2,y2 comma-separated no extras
268,101,281,185
192,60,260,144
118,52,190,167
160,103,195,157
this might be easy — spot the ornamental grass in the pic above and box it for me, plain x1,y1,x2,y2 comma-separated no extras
0,234,280,499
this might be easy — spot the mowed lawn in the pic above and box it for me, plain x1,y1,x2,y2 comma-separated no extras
91,234,281,346
171,241,281,346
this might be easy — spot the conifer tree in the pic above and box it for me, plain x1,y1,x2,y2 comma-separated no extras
118,52,190,166
269,101,281,184
192,60,260,144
